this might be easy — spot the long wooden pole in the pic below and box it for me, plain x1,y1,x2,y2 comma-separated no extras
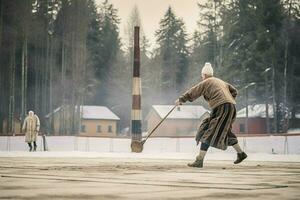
131,26,142,141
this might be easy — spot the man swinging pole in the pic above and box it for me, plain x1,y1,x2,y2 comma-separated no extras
175,62,247,168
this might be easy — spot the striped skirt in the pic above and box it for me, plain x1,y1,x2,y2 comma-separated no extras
197,103,238,150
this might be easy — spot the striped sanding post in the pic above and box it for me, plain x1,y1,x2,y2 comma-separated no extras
131,26,142,141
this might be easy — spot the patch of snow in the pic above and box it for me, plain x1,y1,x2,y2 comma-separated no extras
1,135,300,155
288,128,300,133
81,106,120,120
237,104,300,119
46,105,120,120
237,104,274,118
152,105,210,119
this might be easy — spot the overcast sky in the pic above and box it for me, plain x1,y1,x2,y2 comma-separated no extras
95,0,201,49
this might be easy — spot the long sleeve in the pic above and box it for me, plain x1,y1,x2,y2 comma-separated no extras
227,83,238,98
179,81,205,103
35,115,40,131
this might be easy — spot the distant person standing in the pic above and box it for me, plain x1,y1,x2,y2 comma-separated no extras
175,62,247,168
22,111,40,151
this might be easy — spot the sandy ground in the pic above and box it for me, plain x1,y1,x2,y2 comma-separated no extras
1,154,300,200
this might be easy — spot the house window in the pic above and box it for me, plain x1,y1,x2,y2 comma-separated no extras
81,125,86,133
240,124,245,133
97,125,102,133
108,125,112,133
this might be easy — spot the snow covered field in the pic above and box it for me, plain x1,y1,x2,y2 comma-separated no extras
1,135,300,155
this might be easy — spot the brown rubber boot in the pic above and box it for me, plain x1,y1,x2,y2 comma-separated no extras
234,152,247,164
187,158,203,168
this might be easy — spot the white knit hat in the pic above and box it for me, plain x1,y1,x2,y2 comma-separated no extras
201,62,214,76
28,111,34,116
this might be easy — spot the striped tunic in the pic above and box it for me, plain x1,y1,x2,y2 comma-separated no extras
197,103,238,150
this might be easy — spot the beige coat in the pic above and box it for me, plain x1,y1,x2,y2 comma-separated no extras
22,112,40,143
179,77,237,109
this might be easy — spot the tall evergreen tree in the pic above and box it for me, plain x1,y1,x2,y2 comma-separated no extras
193,1,223,69
93,0,121,105
154,6,189,102
282,0,300,123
